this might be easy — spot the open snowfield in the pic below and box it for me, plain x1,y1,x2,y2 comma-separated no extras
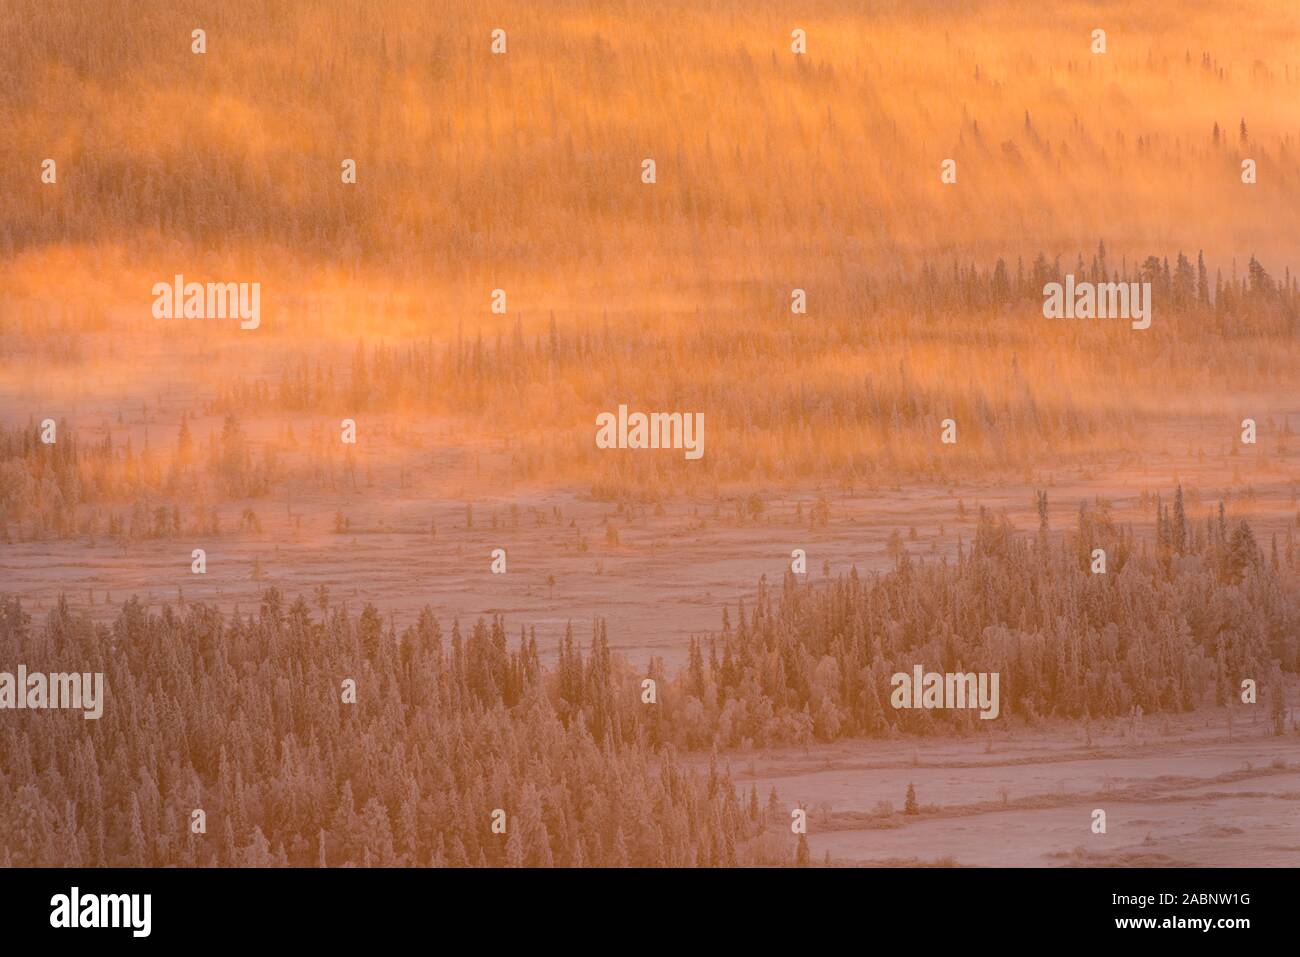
712,708,1299,866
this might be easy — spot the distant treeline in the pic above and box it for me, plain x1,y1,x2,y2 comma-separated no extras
3,242,1294,517
0,493,1294,866
213,244,1296,492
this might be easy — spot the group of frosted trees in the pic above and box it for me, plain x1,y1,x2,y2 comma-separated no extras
0,594,777,868
656,493,1295,746
1,489,1294,866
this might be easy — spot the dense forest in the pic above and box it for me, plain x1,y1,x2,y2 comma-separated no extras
0,593,779,867
1,493,1293,866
